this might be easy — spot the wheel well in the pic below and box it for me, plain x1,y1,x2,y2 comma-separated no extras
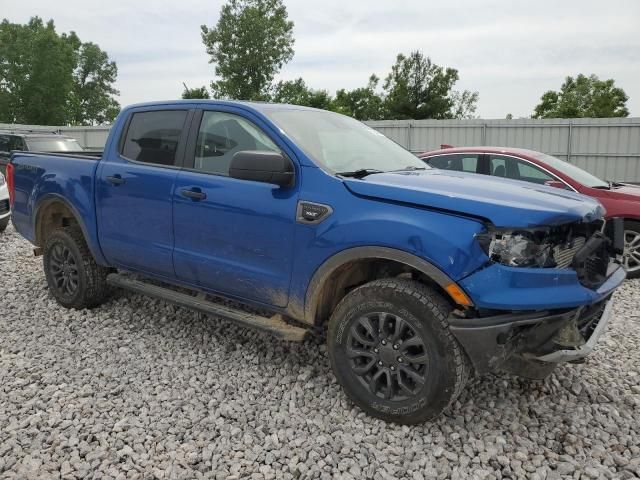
35,200,81,246
312,258,453,326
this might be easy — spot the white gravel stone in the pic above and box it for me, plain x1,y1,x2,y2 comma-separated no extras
1,223,639,478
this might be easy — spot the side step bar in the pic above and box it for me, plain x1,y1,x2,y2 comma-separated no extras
106,273,308,342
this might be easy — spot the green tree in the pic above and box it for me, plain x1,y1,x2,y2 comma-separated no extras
0,17,77,125
332,75,385,120
69,42,120,125
201,0,294,100
0,17,119,125
382,51,478,120
450,90,478,119
533,74,629,118
270,78,332,109
182,84,211,99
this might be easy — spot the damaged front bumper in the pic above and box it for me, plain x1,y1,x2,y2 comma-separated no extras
449,281,619,379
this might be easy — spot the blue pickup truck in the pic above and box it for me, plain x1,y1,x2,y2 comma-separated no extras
6,100,626,423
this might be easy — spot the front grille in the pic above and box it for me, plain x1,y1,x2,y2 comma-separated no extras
553,237,586,268
0,199,9,215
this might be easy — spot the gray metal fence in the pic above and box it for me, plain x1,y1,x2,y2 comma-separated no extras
365,117,640,183
3,117,640,182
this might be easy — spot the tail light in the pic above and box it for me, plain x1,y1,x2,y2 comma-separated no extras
6,162,15,207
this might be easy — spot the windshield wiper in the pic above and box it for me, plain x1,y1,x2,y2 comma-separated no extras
337,168,385,179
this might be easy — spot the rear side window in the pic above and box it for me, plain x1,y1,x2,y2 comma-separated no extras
121,110,188,166
427,153,479,173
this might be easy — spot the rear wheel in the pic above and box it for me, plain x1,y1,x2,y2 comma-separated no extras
0,216,8,233
327,278,470,424
623,220,640,279
43,226,110,309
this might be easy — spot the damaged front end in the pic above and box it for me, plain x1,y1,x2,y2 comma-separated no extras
451,218,625,379
475,217,623,283
449,295,615,379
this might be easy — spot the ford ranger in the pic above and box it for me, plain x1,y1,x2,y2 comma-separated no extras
6,100,626,424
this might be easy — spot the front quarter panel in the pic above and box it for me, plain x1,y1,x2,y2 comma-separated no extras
289,166,489,319
579,185,640,220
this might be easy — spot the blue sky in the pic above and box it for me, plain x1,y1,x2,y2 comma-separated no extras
6,0,640,118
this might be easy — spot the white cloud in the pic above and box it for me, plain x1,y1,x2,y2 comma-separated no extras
5,0,640,118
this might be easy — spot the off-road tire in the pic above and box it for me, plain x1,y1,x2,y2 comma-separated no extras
43,226,110,309
623,220,640,279
0,216,9,233
327,278,470,424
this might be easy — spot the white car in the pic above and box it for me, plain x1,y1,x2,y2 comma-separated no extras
0,172,10,233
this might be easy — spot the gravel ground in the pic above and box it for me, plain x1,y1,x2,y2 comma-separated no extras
1,223,639,480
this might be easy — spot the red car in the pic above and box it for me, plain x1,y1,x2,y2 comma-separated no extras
419,146,640,277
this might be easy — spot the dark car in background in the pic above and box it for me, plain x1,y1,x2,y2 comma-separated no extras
420,146,640,277
0,130,84,175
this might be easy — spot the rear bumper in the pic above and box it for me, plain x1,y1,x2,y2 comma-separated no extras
449,293,617,377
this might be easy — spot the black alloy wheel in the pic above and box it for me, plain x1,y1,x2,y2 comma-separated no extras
48,243,80,297
347,312,429,401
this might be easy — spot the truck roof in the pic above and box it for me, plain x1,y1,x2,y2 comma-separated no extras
123,99,324,113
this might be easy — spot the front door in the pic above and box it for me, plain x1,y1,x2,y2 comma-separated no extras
172,108,298,307
96,107,191,277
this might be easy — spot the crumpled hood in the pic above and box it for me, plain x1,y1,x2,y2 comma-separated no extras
343,169,605,228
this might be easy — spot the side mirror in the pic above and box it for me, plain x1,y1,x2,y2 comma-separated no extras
544,180,568,190
229,150,294,187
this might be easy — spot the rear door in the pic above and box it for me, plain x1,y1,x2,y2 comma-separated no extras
172,107,299,307
96,107,193,277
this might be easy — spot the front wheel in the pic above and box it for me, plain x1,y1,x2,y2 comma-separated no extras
327,278,470,424
623,220,640,279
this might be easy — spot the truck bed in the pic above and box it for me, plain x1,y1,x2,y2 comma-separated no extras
1,150,102,175
9,151,102,247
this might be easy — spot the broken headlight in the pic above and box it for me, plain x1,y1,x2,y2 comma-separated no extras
476,230,555,268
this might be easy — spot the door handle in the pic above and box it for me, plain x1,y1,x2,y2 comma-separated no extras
181,189,206,200
106,175,125,185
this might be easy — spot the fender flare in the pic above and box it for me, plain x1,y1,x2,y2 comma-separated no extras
33,194,107,265
303,246,458,324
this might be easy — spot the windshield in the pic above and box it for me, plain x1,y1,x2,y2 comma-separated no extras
263,109,427,174
26,137,83,152
534,152,608,188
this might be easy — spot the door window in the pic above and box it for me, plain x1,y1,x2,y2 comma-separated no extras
193,111,280,175
427,153,479,173
121,110,188,166
489,155,555,184
517,162,555,183
490,156,508,177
